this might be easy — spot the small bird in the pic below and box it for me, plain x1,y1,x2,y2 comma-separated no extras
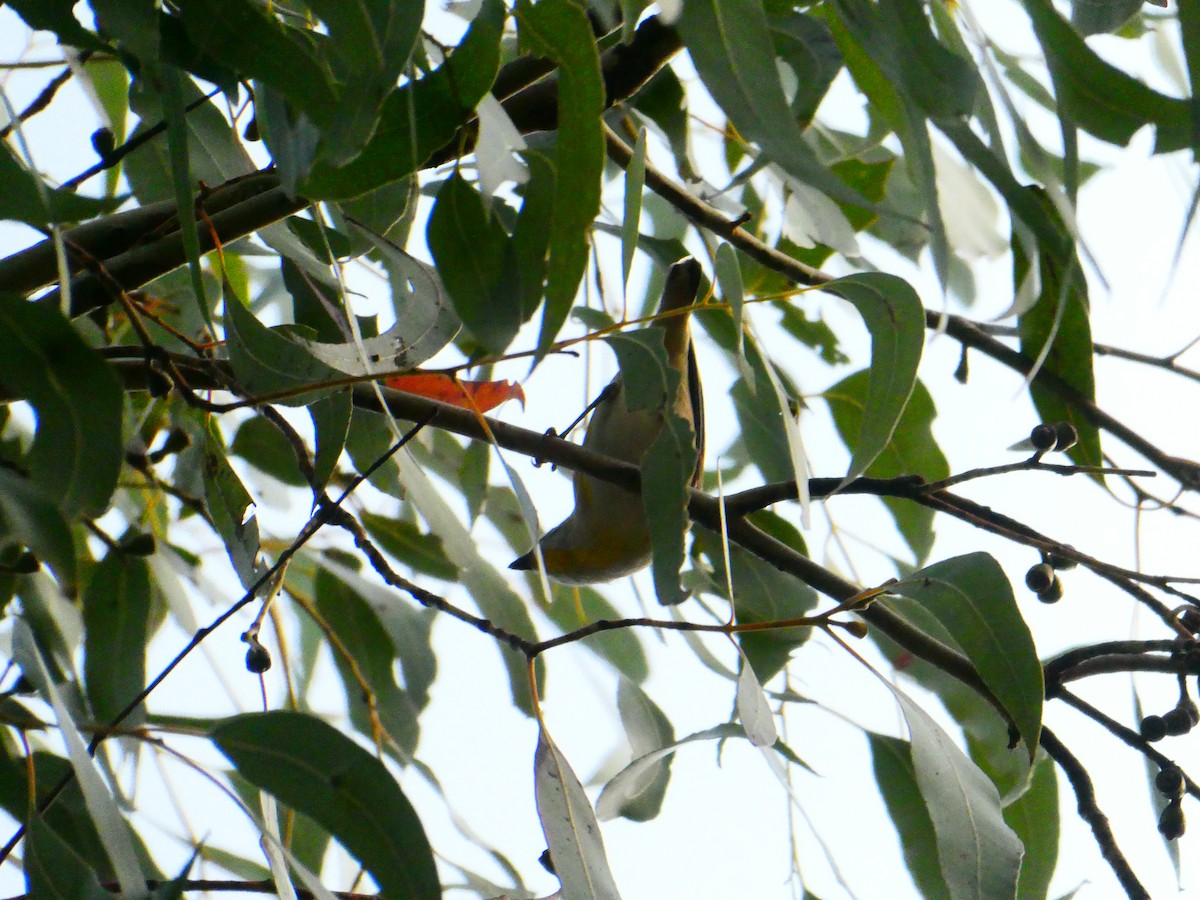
510,258,705,585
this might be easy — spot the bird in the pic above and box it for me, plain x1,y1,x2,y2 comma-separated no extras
510,257,705,585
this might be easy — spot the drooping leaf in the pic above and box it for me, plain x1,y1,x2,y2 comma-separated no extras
543,585,649,684
83,549,151,725
516,0,606,355
304,0,505,199
825,373,948,563
891,552,1043,760
736,651,778,746
679,0,876,211
534,725,622,900
693,516,817,682
1013,195,1102,470
870,734,952,900
0,146,124,227
1005,753,1059,900
610,679,675,821
309,388,352,492
889,682,1025,900
0,469,78,596
823,273,925,484
361,512,458,582
1024,0,1190,152
26,818,110,900
1071,0,1143,36
313,569,421,760
231,416,308,487
201,418,263,589
223,289,343,406
622,130,647,292
14,622,148,898
212,711,439,899
0,295,123,517
427,173,523,355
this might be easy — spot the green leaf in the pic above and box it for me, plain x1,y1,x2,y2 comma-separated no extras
171,0,339,129
892,552,1043,759
212,710,439,899
511,151,558,321
309,389,352,493
693,516,817,682
629,66,696,181
1014,199,1102,470
622,129,647,292
824,273,925,483
543,586,649,683
611,678,675,821
223,288,343,406
201,418,263,589
26,818,110,900
1005,754,1059,900
870,734,952,900
1024,0,1190,152
361,512,458,582
304,0,423,167
889,683,1025,900
0,295,123,517
5,0,108,51
0,469,77,596
679,0,876,211
231,416,307,487
426,173,522,355
15,622,148,896
161,64,213,332
314,569,420,759
83,550,151,725
516,0,606,355
318,560,438,714
304,0,505,199
728,335,801,485
825,374,948,563
770,12,843,128
1071,0,1143,36
534,725,621,900
0,146,124,227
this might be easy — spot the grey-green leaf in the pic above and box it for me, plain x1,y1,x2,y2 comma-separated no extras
535,725,622,900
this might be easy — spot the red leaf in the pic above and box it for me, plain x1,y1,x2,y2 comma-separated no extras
383,373,525,412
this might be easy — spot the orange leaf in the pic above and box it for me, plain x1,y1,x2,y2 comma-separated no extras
383,373,526,412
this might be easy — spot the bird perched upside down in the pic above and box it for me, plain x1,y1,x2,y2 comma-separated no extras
510,258,705,586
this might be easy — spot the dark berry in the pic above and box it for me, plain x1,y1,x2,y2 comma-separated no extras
12,552,39,574
1029,423,1057,452
1037,577,1064,604
1180,699,1200,727
1052,421,1078,452
245,642,272,674
1159,799,1186,840
1142,714,1168,742
90,127,116,159
1156,766,1186,799
1025,563,1055,594
120,532,157,556
1163,707,1193,736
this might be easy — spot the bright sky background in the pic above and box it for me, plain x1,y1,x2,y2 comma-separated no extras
3,2,1200,898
